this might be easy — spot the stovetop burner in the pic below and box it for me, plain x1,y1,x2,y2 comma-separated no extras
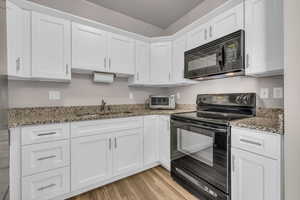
172,93,256,126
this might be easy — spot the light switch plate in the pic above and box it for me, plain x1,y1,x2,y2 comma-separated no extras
129,92,133,99
273,87,283,99
260,88,269,99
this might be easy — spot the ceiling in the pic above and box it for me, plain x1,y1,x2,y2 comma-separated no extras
86,0,205,29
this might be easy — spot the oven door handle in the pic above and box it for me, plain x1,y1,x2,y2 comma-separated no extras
171,120,227,133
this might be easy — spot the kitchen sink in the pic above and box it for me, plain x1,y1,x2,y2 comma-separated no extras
75,111,134,118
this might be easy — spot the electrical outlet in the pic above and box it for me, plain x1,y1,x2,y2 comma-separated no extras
176,92,181,99
49,91,61,100
260,88,269,99
273,87,283,99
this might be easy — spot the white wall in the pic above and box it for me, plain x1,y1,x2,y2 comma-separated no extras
8,74,166,108
284,0,300,199
168,76,284,108
27,0,164,37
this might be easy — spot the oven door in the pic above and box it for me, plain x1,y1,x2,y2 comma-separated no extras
171,118,230,195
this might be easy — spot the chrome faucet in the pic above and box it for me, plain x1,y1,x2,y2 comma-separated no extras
100,99,106,112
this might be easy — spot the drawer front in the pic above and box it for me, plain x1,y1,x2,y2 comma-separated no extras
22,140,70,176
21,123,70,145
71,117,143,138
22,167,70,200
231,127,281,159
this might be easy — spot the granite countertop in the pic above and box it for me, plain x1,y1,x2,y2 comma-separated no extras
9,104,284,134
8,104,195,128
230,108,284,134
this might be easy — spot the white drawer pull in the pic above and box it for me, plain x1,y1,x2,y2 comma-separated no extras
240,138,262,146
37,132,57,137
37,183,56,191
37,155,57,161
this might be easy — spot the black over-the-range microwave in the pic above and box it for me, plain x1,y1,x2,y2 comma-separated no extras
184,30,245,80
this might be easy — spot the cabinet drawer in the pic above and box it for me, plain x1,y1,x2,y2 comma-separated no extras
231,127,281,159
21,123,70,145
22,140,70,176
22,167,70,200
71,117,143,138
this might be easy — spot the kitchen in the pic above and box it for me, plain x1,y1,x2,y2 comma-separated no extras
0,0,299,200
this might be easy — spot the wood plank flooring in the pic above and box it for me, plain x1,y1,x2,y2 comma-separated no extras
69,167,198,200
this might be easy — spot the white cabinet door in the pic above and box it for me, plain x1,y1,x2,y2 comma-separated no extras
108,33,135,75
6,2,31,78
72,23,108,72
134,40,150,83
231,148,280,200
31,12,71,80
245,0,283,76
159,116,170,170
209,3,244,40
172,35,187,82
143,116,159,167
187,23,208,50
71,134,112,191
113,129,142,176
150,42,172,83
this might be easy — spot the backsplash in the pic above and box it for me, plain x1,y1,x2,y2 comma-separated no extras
168,76,284,108
8,74,166,108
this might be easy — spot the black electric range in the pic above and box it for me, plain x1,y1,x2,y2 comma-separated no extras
170,93,256,200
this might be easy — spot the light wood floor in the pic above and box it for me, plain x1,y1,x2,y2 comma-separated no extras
69,167,198,200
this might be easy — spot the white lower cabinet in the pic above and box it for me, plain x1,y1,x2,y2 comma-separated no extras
22,167,70,200
231,127,282,200
12,115,171,199
158,116,171,170
71,134,113,191
143,116,159,167
113,129,143,176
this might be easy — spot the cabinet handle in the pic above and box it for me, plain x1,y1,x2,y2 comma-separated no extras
246,54,250,68
37,183,56,191
137,72,139,81
66,64,69,74
104,58,107,69
16,57,21,71
37,155,56,161
109,58,111,71
232,155,235,173
209,26,213,38
109,138,112,150
37,132,57,137
114,137,117,148
204,29,208,40
169,72,171,81
240,138,262,146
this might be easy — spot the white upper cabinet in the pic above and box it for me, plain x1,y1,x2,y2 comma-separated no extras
209,3,244,40
31,12,71,81
108,33,135,75
244,0,283,76
132,40,150,84
231,148,280,200
187,23,208,51
6,2,31,78
72,23,108,72
172,35,187,82
150,42,172,84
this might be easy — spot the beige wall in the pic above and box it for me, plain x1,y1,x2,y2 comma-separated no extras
8,74,166,108
162,0,228,35
168,76,284,108
284,0,300,199
27,0,164,37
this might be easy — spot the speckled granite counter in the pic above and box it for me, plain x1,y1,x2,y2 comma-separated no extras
8,104,196,128
230,108,284,134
